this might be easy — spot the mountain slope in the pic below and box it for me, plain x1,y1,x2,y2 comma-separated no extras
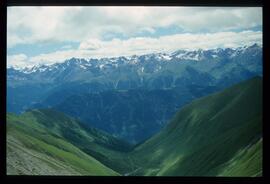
7,109,134,175
130,77,262,176
50,86,218,143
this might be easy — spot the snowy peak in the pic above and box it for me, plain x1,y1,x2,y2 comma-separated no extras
154,53,172,61
7,44,262,75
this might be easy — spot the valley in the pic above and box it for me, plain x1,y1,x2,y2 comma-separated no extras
7,77,262,176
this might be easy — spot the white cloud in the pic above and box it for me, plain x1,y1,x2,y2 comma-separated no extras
8,31,262,68
7,7,262,48
76,30,263,54
7,54,29,68
79,38,103,50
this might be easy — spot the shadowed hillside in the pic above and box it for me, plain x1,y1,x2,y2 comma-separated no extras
130,77,262,176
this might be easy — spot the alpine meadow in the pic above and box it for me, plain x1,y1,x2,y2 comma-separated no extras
7,6,263,176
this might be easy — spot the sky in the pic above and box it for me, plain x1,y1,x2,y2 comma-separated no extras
7,6,262,68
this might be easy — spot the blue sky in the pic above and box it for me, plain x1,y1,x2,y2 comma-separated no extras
7,7,262,68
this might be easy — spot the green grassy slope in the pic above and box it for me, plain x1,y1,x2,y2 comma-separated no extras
218,138,262,177
7,109,135,175
130,77,262,176
7,128,117,175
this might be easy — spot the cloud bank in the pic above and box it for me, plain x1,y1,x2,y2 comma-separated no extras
7,7,262,48
7,31,262,68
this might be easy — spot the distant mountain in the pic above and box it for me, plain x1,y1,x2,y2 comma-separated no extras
130,77,262,176
7,109,134,175
8,44,262,85
7,44,261,91
45,86,217,143
7,44,262,143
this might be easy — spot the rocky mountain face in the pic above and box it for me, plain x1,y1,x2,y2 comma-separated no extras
7,44,262,143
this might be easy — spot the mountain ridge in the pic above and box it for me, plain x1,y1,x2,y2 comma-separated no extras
8,44,262,72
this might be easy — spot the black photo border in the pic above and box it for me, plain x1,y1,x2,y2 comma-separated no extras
0,0,268,184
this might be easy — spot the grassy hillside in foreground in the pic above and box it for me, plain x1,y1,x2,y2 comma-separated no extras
7,128,117,175
7,109,135,175
130,76,262,176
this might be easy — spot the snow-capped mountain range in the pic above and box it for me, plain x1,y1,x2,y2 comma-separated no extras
8,44,262,75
